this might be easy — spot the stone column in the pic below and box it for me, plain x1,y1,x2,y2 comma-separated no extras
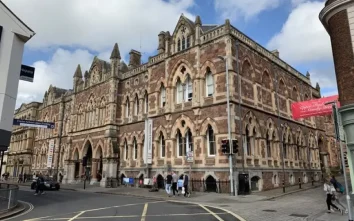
90,158,98,184
320,0,354,193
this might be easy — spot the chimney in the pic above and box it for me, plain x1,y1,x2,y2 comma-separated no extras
158,31,165,54
271,50,279,57
129,50,141,68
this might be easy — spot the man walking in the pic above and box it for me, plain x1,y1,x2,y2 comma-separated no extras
183,173,190,197
34,174,45,196
172,171,179,197
165,172,172,197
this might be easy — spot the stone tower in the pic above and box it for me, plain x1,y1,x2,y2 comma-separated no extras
320,0,354,192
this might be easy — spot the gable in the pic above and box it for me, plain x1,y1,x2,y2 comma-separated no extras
172,15,195,39
0,2,35,40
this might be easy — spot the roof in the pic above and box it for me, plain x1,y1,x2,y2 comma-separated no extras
201,25,218,32
0,1,35,40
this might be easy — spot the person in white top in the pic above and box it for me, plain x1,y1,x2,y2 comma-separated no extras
324,178,342,214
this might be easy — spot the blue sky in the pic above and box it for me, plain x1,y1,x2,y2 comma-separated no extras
3,0,334,108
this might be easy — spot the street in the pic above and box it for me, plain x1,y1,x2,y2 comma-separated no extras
5,186,241,221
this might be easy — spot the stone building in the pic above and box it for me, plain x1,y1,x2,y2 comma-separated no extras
7,14,340,191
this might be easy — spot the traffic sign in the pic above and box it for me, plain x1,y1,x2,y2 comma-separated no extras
19,64,35,82
13,118,55,129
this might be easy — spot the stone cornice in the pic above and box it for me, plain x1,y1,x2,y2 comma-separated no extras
320,0,354,32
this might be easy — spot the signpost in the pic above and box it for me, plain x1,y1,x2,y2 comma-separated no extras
13,119,55,129
19,64,35,82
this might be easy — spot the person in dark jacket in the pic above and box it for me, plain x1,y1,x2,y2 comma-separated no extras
34,174,45,195
183,173,190,197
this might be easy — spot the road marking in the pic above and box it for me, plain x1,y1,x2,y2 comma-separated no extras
141,203,148,221
4,200,34,221
34,212,229,220
68,211,85,221
199,204,224,221
205,204,247,221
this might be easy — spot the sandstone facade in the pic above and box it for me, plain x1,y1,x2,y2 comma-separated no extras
6,15,340,191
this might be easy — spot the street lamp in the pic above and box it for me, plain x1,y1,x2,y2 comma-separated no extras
325,101,353,221
217,55,235,196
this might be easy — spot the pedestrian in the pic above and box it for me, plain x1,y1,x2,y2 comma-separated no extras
330,175,338,189
172,171,179,197
34,174,45,196
324,178,342,214
333,189,348,214
183,173,190,197
165,172,172,197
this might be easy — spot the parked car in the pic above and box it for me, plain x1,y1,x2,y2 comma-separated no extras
31,177,60,190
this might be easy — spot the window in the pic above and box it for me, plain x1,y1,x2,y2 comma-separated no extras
206,68,214,96
177,38,181,52
266,132,271,158
133,138,137,160
134,95,139,116
177,130,183,157
246,126,251,156
125,97,130,118
187,36,190,48
207,125,215,156
186,129,193,152
144,92,148,114
283,136,287,159
182,36,186,50
124,140,128,160
160,85,166,107
185,75,193,101
297,138,300,160
176,79,183,103
160,132,165,158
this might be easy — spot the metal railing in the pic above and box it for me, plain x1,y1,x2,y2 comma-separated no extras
0,183,19,214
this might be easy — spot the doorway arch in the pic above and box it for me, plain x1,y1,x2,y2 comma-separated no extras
83,141,93,179
156,174,165,189
120,173,126,185
251,176,260,191
205,175,217,192
73,149,80,179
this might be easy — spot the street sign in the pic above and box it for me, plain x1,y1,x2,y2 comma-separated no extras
19,64,35,82
13,119,55,129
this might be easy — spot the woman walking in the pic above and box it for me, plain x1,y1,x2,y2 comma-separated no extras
324,178,343,214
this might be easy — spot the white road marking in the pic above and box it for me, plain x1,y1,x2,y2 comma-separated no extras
199,204,224,221
4,200,34,221
68,211,85,221
32,212,229,220
141,203,148,221
205,204,247,221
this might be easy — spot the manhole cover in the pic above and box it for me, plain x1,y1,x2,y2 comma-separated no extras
289,214,308,218
262,209,277,212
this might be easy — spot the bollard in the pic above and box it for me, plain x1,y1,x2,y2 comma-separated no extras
7,189,11,209
111,178,113,188
299,177,302,189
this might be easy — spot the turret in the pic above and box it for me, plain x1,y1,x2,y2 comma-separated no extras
165,31,171,55
73,64,83,92
110,43,121,77
129,50,141,68
158,31,165,54
195,15,202,45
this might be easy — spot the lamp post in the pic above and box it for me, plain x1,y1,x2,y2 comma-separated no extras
273,67,286,193
325,101,353,221
217,55,235,196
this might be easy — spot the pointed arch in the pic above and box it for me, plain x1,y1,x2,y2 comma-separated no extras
93,140,104,158
171,114,196,139
81,136,94,158
154,125,168,141
168,59,195,87
73,147,80,161
262,70,272,89
241,58,254,81
200,117,219,136
242,111,261,137
200,60,217,78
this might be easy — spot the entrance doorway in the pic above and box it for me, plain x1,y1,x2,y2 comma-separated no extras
205,176,217,192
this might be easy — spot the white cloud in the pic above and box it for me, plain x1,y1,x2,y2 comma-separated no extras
267,1,331,65
3,0,195,55
2,0,195,107
16,49,94,108
310,68,337,89
291,0,307,7
214,0,281,22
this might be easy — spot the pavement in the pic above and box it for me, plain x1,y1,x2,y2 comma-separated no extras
2,178,352,221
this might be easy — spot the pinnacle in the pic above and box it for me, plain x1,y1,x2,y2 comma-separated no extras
74,64,82,78
195,15,202,26
110,43,121,59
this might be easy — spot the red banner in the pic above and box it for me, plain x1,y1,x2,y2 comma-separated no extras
291,95,340,120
